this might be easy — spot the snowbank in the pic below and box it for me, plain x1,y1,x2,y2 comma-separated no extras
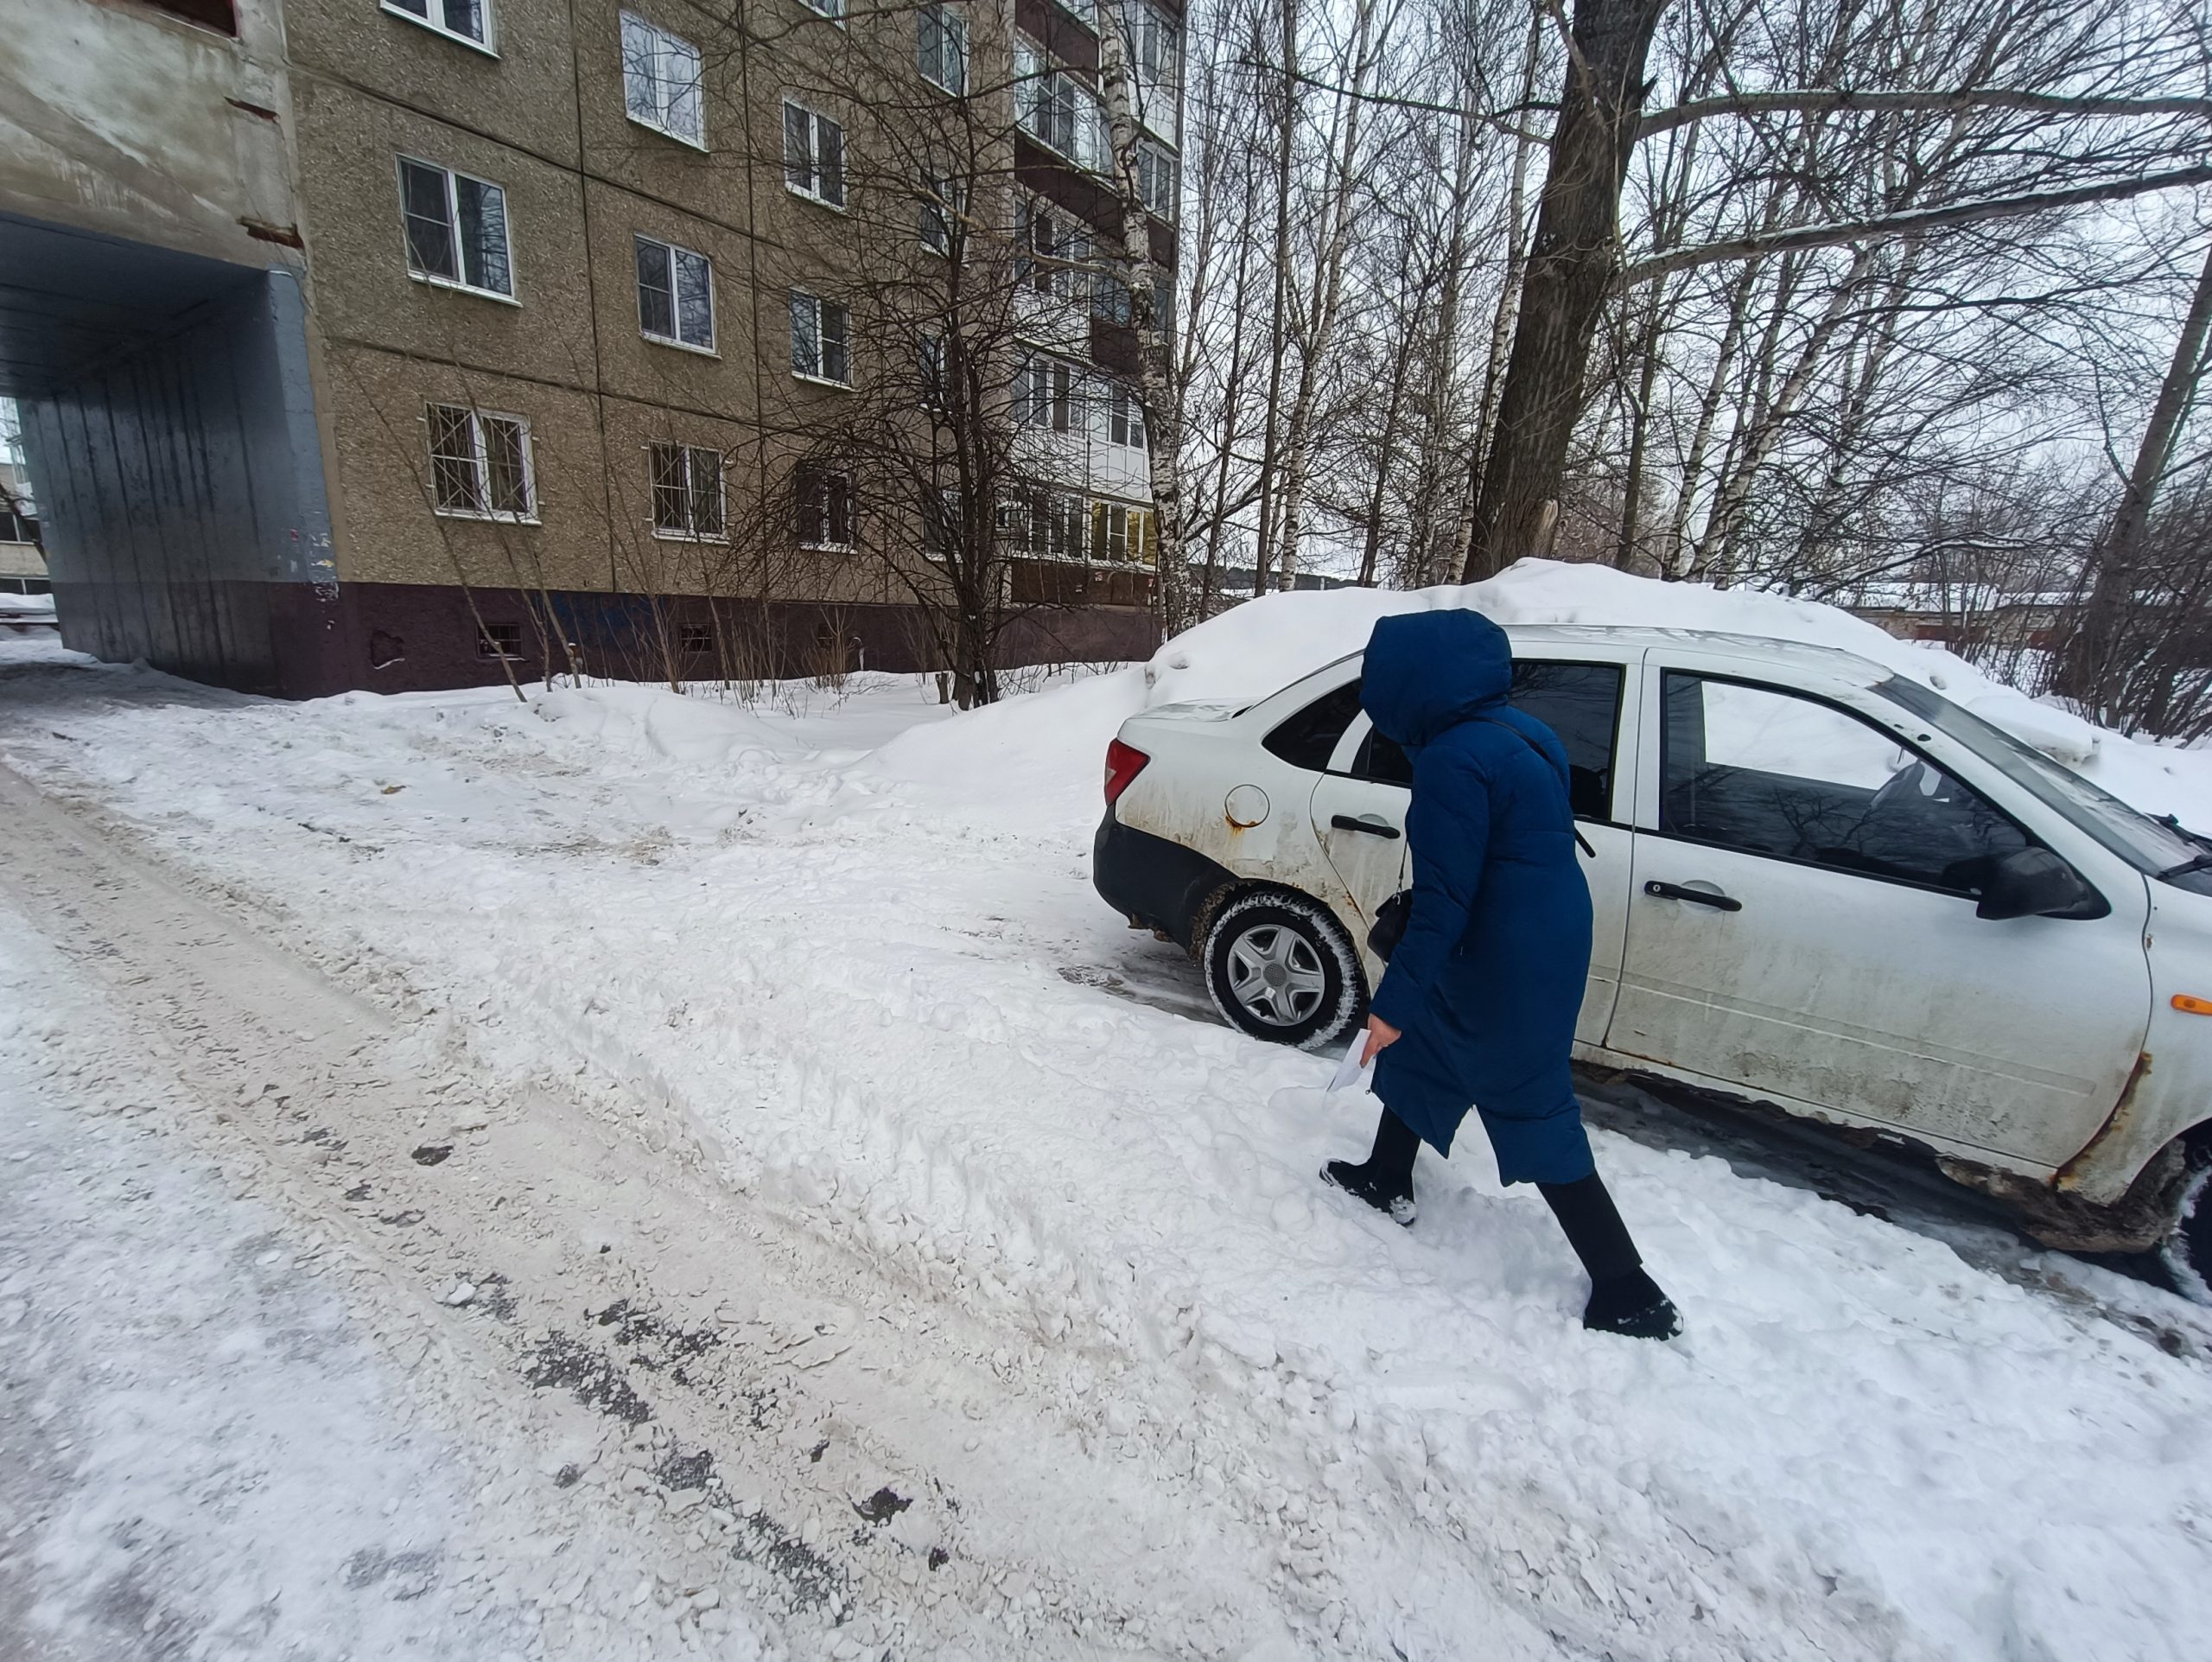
878,559,2212,831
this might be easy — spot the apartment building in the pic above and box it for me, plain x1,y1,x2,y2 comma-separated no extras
0,0,1179,695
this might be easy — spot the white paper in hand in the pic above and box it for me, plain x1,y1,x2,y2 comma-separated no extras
1326,1032,1370,1092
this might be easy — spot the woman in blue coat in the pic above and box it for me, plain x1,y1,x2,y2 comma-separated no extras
1322,608,1681,1340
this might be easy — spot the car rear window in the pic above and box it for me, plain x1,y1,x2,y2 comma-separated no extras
1262,679,1363,771
1350,661,1624,818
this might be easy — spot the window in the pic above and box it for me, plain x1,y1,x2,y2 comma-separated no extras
1124,0,1181,139
919,333,947,405
679,623,715,653
918,5,968,94
1014,40,1103,169
1660,672,2031,895
0,506,36,544
795,464,855,549
789,292,850,385
478,621,524,659
651,443,725,540
1016,488,1084,560
1015,353,1074,430
398,158,512,297
783,102,846,207
1018,201,1088,301
1136,141,1179,221
633,235,714,350
1346,661,1623,818
1264,681,1363,772
919,176,965,255
1092,271,1131,324
1109,385,1147,450
426,404,535,519
1090,501,1150,564
620,11,704,147
922,487,960,560
385,1,488,48
798,0,845,16
147,1,237,33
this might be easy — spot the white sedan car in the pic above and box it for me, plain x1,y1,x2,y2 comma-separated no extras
1092,624,2212,1296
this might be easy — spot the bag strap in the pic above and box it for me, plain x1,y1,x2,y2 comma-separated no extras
1474,716,1598,859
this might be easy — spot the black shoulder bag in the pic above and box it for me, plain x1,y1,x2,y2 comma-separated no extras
1364,719,1596,963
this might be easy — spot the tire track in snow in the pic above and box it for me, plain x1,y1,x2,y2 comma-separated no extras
0,761,1303,1660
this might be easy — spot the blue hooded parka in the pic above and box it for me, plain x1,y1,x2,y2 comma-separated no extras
1362,610,1599,1187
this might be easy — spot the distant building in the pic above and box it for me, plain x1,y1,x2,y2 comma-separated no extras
0,399,42,595
1846,582,2073,654
0,0,1178,695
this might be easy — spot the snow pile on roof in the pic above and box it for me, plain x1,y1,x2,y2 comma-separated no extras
878,558,2212,830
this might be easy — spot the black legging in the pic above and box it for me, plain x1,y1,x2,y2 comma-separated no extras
1357,1107,1643,1283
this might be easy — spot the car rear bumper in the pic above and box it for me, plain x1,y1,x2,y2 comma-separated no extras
1092,810,1236,952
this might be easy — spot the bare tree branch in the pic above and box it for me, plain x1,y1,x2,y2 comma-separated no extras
1615,164,2212,289
1638,87,2212,139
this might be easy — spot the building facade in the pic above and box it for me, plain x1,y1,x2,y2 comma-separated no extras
0,0,1176,695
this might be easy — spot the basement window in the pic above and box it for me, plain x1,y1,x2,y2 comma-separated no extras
383,1,492,52
146,2,238,35
478,622,524,659
679,623,714,653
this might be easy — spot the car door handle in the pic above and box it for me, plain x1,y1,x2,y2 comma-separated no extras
1644,880,1742,912
1332,813,1402,840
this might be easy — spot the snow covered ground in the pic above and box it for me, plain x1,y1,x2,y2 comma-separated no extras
3,564,2212,1661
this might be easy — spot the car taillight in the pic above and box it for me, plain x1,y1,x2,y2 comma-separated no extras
1104,738,1150,807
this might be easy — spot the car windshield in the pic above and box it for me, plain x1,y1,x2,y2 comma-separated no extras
1876,676,2210,888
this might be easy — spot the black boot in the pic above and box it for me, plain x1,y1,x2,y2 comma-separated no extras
1323,1108,1420,1226
1539,1174,1681,1340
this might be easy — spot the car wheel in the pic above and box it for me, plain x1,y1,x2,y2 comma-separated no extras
2160,1160,2212,1305
1203,891,1365,1052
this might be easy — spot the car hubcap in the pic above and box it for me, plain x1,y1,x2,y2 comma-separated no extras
1226,925,1327,1027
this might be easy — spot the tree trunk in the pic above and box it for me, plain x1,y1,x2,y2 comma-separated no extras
1251,0,1300,595
1461,0,1672,582
1455,5,1546,586
2067,238,2212,719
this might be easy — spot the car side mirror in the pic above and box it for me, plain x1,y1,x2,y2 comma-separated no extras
1977,847,2105,920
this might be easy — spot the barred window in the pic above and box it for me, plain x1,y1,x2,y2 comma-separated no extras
650,443,725,539
426,404,535,519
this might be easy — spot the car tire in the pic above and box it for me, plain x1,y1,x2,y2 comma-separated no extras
2160,1159,2212,1305
1203,891,1365,1052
